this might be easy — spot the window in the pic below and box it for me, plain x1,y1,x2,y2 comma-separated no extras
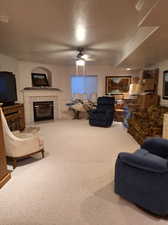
71,75,97,100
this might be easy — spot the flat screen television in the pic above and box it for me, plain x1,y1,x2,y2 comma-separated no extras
31,73,49,87
0,71,17,105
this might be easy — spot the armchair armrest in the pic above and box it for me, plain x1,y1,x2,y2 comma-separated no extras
141,138,168,158
118,151,168,173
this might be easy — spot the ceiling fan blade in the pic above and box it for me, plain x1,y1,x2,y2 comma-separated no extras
85,57,95,62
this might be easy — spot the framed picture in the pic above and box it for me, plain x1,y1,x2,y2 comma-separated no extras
105,76,131,95
31,73,49,87
163,71,168,99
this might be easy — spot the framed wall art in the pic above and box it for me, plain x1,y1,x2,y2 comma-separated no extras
105,76,131,95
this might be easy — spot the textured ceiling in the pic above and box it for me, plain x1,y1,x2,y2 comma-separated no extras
0,0,167,68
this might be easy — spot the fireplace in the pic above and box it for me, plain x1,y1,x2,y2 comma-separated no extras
33,101,54,121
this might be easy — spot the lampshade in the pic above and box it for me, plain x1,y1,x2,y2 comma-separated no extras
129,83,142,95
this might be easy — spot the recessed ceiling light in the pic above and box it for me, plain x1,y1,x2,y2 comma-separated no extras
75,25,86,42
0,15,9,23
126,68,132,71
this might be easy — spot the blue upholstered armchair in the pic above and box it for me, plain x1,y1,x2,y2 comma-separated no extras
88,96,115,127
115,138,168,216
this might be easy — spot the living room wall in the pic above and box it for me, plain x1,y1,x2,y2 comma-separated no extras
18,62,138,118
67,65,141,97
0,52,141,118
17,62,141,98
0,54,18,73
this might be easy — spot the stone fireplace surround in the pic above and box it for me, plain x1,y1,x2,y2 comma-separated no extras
23,89,61,125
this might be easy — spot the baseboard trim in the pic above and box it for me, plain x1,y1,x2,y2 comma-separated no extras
0,172,11,189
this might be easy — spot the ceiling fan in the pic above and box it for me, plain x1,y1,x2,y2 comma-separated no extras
30,45,96,65
76,47,95,65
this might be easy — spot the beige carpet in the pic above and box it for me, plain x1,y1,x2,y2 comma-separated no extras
0,120,167,225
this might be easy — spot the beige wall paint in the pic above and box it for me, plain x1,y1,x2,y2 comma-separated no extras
0,54,18,73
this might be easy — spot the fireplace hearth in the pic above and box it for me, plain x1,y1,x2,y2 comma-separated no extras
33,101,54,121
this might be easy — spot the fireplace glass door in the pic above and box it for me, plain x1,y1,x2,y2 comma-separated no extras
33,101,54,121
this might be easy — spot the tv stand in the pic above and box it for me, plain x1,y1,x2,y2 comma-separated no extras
2,104,25,131
2,102,15,107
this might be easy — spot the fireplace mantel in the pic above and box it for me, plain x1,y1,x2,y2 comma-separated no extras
23,87,62,91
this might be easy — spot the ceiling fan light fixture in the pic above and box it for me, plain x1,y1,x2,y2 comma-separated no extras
81,54,89,60
76,58,85,66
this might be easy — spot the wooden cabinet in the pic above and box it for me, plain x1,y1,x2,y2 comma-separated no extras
142,69,159,93
136,94,160,110
2,104,25,131
0,110,11,188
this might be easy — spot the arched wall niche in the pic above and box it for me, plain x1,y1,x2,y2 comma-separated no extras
31,67,52,87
